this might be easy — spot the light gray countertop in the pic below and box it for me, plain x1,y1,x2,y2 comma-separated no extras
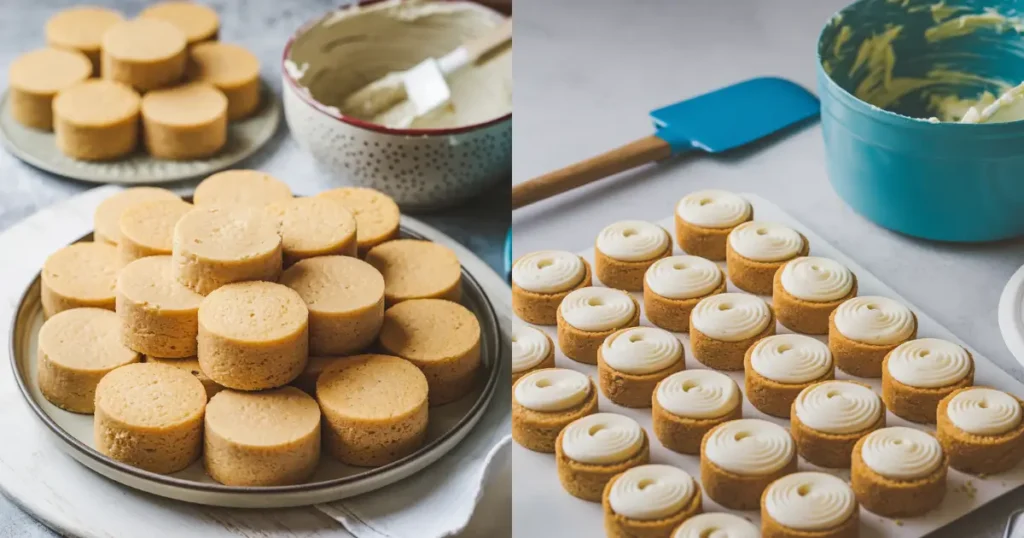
511,0,1024,536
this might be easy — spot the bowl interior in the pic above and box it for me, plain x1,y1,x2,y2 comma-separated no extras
819,0,1024,121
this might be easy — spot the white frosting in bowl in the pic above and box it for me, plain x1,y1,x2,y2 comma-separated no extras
601,327,682,375
946,388,1022,436
780,257,854,302
656,369,740,419
512,325,550,374
703,419,794,475
644,255,722,300
833,296,915,345
514,368,590,412
559,287,635,332
860,427,943,480
690,293,772,342
672,513,759,538
512,250,585,293
795,381,882,434
561,413,644,464
608,464,696,520
886,338,972,388
596,220,669,262
676,190,751,229
749,334,833,384
763,472,856,531
728,221,803,262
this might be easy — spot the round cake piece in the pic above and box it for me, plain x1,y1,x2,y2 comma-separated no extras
556,413,650,502
882,338,975,423
829,296,917,378
93,187,180,245
317,354,428,466
146,356,223,400
653,369,742,455
94,362,205,474
142,82,227,160
194,169,293,208
44,6,124,73
674,190,753,260
643,255,726,332
851,426,948,517
593,220,672,291
366,239,461,305
118,198,193,265
761,472,859,538
689,293,775,371
700,418,797,510
267,197,357,266
512,368,598,452
511,325,556,384
8,48,92,130
198,281,309,390
726,221,808,295
317,187,401,255
937,387,1024,475
37,308,140,413
773,256,857,335
791,380,885,468
41,242,120,317
672,513,759,538
53,79,140,161
744,334,835,418
280,256,384,356
188,42,260,119
602,465,702,538
139,1,220,46
116,256,203,358
101,18,187,91
291,356,348,395
172,206,283,295
597,326,685,408
512,250,592,325
378,299,480,405
205,387,320,485
557,287,640,365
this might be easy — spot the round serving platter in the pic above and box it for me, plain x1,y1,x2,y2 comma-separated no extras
8,225,501,509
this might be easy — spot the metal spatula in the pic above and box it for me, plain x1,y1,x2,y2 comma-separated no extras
511,77,820,209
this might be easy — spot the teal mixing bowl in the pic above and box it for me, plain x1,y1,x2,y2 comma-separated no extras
817,0,1024,241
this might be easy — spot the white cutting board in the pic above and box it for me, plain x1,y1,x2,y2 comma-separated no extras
512,193,1024,538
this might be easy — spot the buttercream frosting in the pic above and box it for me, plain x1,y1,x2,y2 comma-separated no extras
512,250,585,293
860,427,943,480
512,325,550,374
780,257,854,302
728,221,803,262
946,387,1022,436
749,334,832,384
596,220,669,262
833,296,915,345
607,464,696,521
560,413,644,464
672,513,759,538
676,190,751,229
763,472,857,531
886,338,971,388
703,419,794,475
559,287,635,332
644,255,722,300
690,293,772,342
601,327,682,375
656,369,740,419
514,368,591,412
795,380,882,434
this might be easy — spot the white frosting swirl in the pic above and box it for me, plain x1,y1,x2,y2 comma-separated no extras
644,255,722,300
656,370,740,419
559,287,636,332
946,388,1022,436
512,250,585,293
703,419,794,475
749,334,833,384
561,413,645,464
795,381,883,434
596,220,670,261
690,293,772,342
673,513,759,538
601,327,683,375
763,472,857,531
514,369,591,412
886,338,972,388
860,427,943,480
512,325,551,374
834,296,915,345
728,221,804,262
608,465,696,521
780,257,854,302
676,190,751,229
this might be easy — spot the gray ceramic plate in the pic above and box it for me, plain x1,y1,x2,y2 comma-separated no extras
9,223,501,508
0,83,281,185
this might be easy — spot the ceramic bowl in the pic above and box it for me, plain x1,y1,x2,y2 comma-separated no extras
817,0,1024,241
281,1,511,211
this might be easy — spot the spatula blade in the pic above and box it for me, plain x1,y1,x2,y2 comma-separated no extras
650,77,819,154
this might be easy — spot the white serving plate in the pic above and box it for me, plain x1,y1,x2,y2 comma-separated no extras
512,193,1024,538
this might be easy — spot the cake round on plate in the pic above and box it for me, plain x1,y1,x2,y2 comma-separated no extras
7,47,92,130
726,221,808,295
851,426,948,517
700,418,797,510
773,256,857,335
365,239,462,305
674,190,753,261
139,1,220,46
93,187,179,245
937,387,1024,475
188,42,261,120
744,334,835,418
602,464,702,538
117,198,193,265
593,220,672,291
53,79,140,161
316,187,401,256
512,368,598,453
512,250,592,325
511,325,556,384
556,413,650,502
761,472,859,538
266,197,358,266
791,380,885,468
116,255,203,358
689,293,775,371
41,241,120,318
556,287,640,365
101,18,187,91
193,170,292,209
642,255,726,332
45,6,124,73
597,326,685,408
652,369,742,455
141,82,227,160
829,296,917,378
882,338,974,423
672,513,759,538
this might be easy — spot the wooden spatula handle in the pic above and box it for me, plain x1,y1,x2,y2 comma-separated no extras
511,135,672,210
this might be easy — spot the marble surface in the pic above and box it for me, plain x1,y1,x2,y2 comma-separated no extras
0,0,509,536
511,0,1024,537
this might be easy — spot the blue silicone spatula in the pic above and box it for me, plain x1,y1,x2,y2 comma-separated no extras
510,77,820,210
